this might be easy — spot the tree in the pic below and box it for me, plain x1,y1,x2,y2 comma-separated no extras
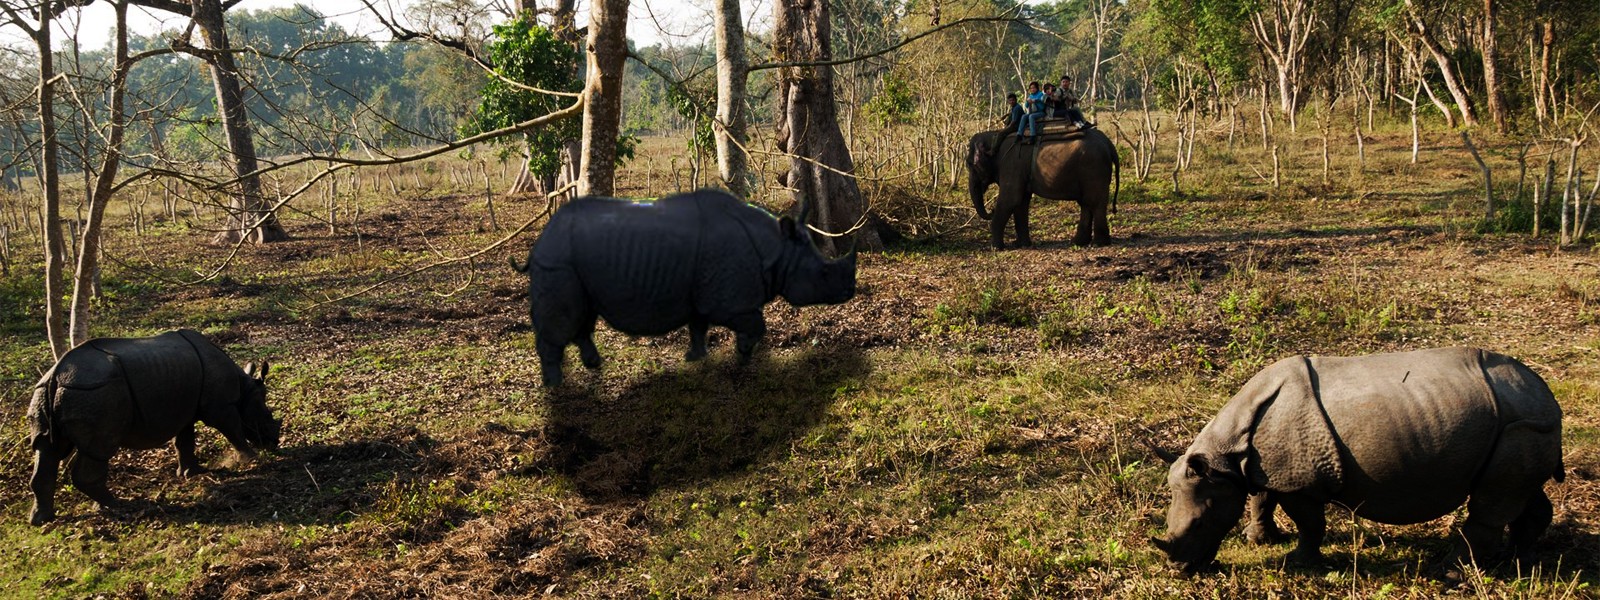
577,0,628,196
713,0,751,197
129,0,288,242
0,0,70,357
772,0,882,254
463,17,582,197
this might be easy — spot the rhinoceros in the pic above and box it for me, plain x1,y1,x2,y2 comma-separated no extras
516,189,857,386
28,329,280,525
1151,347,1563,576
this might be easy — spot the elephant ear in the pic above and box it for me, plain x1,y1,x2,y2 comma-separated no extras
1194,356,1343,494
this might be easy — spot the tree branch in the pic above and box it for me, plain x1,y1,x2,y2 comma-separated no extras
748,11,1025,72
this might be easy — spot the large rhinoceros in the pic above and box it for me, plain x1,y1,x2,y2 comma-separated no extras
1151,347,1563,577
516,189,857,386
28,329,280,525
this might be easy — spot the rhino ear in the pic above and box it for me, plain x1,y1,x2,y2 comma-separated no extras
1186,453,1244,485
779,216,800,240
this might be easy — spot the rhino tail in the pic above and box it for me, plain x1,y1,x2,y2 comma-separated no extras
1555,456,1566,483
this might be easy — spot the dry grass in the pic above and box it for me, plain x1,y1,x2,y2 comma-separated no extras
0,117,1597,598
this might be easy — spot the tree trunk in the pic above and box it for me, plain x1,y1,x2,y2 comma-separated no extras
69,0,134,346
714,0,752,198
1405,2,1477,127
1535,19,1553,124
578,0,628,196
773,0,882,255
1480,0,1506,132
32,8,69,358
191,0,288,243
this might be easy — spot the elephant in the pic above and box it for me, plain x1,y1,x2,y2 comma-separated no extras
966,125,1120,248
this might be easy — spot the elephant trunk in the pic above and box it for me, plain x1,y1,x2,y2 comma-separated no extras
969,174,991,220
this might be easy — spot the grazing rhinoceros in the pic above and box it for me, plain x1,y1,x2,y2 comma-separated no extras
1151,347,1563,577
515,189,858,386
28,329,280,525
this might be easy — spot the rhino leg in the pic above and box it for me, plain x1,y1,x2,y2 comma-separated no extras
1277,495,1327,566
1447,427,1561,576
29,446,64,526
536,338,567,387
1244,493,1290,545
575,314,603,370
685,317,709,361
1507,489,1553,565
68,451,120,512
727,312,766,364
175,424,208,477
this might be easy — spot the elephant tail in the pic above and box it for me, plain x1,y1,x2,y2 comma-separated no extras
1111,148,1121,216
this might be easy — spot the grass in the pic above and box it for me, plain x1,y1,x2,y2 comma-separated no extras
0,118,1598,598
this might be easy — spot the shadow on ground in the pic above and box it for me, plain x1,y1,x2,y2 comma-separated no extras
538,346,870,498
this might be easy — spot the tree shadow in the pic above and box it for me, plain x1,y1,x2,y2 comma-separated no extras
537,347,869,499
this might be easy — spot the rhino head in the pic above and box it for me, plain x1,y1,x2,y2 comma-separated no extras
239,361,282,451
775,215,857,307
1151,451,1249,573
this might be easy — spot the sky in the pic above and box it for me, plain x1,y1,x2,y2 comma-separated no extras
46,0,771,52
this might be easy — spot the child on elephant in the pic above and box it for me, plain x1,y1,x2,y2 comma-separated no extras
1021,81,1046,144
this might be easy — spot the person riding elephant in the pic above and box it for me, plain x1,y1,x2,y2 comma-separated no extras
1020,82,1047,144
1055,75,1088,127
1002,93,1025,135
966,125,1120,248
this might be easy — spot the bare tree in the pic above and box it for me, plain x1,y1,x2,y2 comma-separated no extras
131,0,289,243
1249,0,1318,130
0,0,69,357
1479,0,1506,132
1402,0,1476,128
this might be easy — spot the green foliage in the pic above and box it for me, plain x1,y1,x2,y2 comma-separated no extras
864,72,917,125
463,16,583,179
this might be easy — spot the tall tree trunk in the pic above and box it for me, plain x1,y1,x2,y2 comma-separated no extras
1405,1,1477,127
578,0,628,196
714,0,751,198
70,0,134,346
773,0,882,255
191,0,288,243
32,8,68,358
1480,0,1506,132
1535,19,1553,124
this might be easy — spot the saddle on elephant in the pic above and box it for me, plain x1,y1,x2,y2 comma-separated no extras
990,117,1094,155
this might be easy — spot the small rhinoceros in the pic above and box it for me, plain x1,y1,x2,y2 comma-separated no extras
1152,347,1563,576
516,189,858,386
28,329,281,525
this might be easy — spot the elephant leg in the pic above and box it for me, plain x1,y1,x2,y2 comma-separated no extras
1012,196,1033,247
1072,200,1094,246
1277,495,1326,566
726,312,767,364
68,451,121,513
175,424,208,477
1245,493,1290,545
685,316,710,361
30,446,64,526
1091,195,1112,246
